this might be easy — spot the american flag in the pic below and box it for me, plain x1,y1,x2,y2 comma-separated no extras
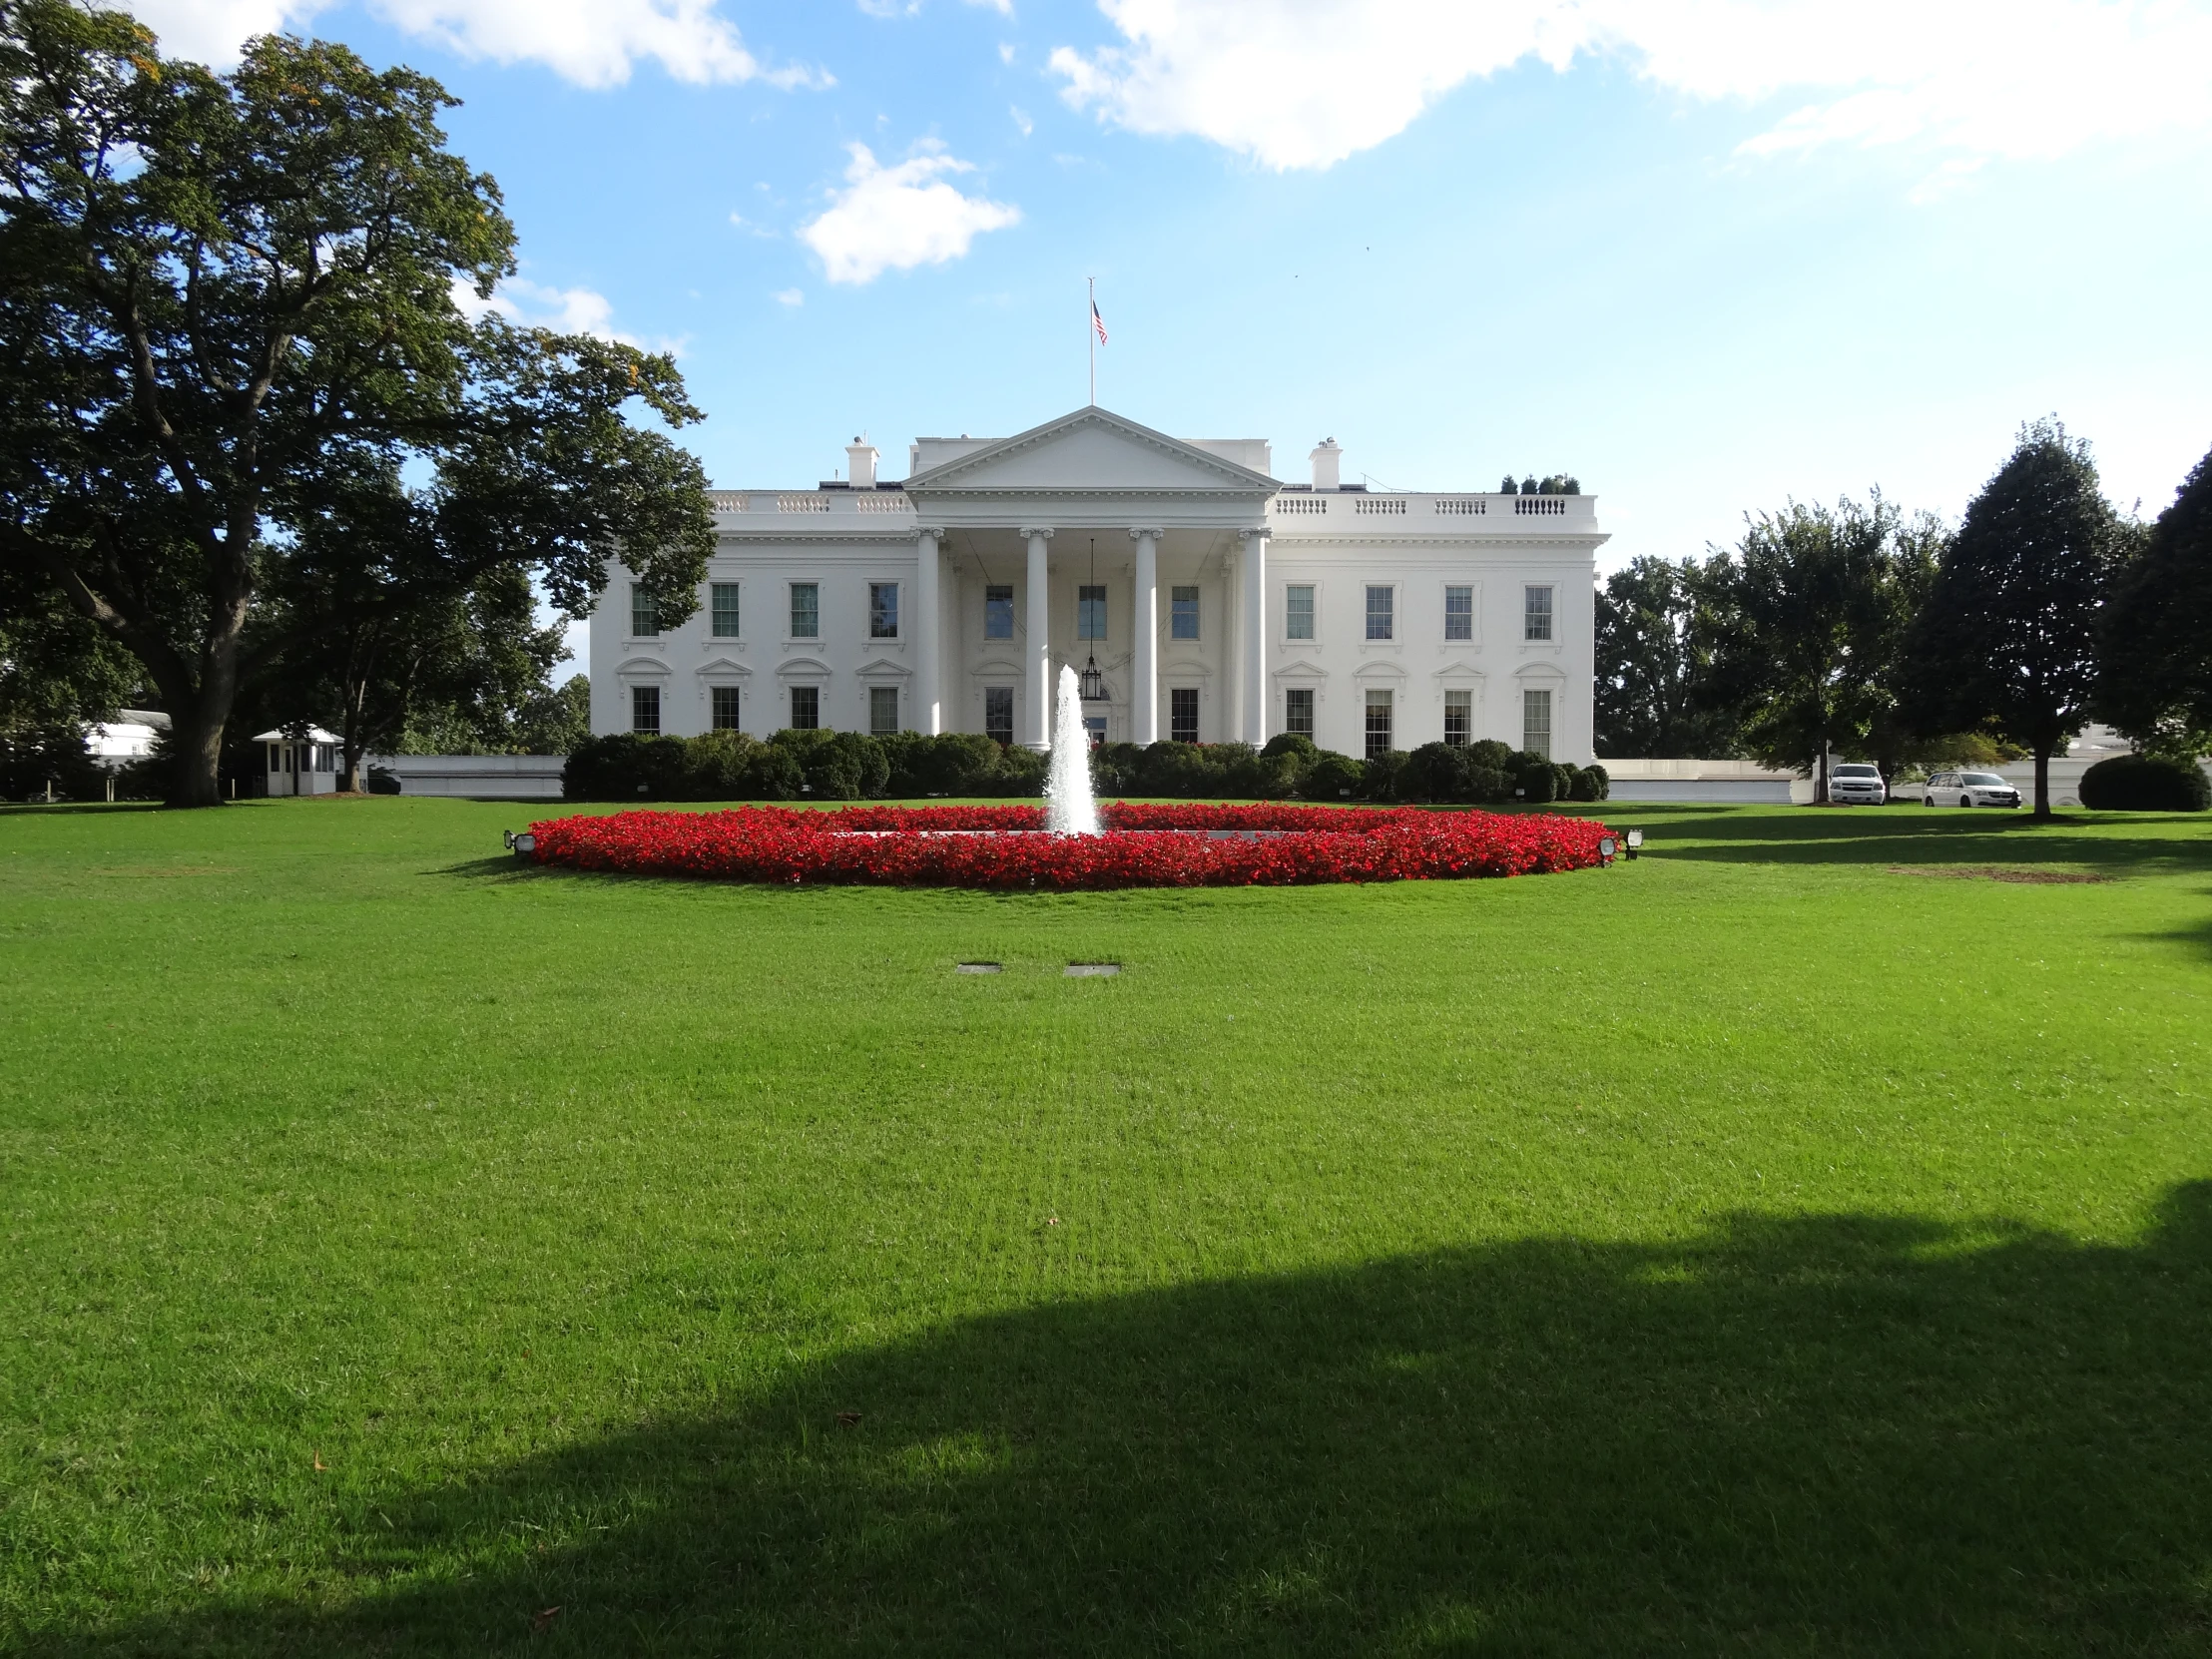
1091,301,1108,345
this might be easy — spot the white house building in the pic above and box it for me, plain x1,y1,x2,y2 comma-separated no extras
589,406,1605,763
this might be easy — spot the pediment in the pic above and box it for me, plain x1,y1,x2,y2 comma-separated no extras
1430,659,1486,681
906,407,1277,496
854,656,912,680
614,655,671,677
1271,658,1328,680
695,656,750,678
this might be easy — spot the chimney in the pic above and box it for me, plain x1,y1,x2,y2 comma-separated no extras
846,437,878,489
1310,438,1342,491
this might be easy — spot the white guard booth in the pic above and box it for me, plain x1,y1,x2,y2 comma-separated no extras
255,727,343,797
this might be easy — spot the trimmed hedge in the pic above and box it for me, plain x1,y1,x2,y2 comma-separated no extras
2079,754,2210,812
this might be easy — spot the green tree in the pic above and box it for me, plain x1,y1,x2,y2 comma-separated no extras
1592,556,1738,758
0,3,710,806
1699,493,1915,802
1902,420,2121,817
514,674,590,756
2097,443,2212,758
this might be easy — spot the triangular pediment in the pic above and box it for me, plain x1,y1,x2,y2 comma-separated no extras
907,407,1277,495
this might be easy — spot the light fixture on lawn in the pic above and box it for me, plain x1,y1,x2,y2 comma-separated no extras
1598,834,1617,864
503,830,536,857
1078,536,1106,702
1625,829,1643,859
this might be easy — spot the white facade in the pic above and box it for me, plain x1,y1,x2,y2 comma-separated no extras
589,407,1605,763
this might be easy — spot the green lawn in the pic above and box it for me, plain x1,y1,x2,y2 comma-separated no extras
2,796,2208,1654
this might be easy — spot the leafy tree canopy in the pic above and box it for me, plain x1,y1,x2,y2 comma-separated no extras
0,0,713,805
1592,555,1738,760
2097,442,2212,759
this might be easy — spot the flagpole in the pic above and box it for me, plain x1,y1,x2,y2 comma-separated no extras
1087,276,1095,406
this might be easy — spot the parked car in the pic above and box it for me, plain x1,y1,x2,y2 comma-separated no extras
1924,770,2022,809
1829,763,1887,805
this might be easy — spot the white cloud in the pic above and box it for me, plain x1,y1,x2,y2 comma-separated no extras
127,0,830,88
773,287,806,305
450,276,686,353
1048,0,2212,175
798,142,1021,284
1010,104,1033,135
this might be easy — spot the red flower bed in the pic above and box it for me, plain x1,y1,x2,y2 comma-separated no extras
526,803,1615,889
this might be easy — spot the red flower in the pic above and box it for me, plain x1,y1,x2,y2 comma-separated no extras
526,804,1617,889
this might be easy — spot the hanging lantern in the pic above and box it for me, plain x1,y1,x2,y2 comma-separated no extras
1079,655,1106,702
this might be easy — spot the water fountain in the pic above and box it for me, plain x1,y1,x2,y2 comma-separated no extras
1043,663,1101,835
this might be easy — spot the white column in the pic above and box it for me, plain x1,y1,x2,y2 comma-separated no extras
913,527,943,734
1130,527,1161,745
1240,527,1268,747
1022,526,1053,749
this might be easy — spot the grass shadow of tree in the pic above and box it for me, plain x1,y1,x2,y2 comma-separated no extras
1621,807,2212,875
69,1188,2212,1655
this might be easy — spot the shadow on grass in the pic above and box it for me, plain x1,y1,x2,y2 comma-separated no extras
72,1188,2212,1655
1611,805,2212,874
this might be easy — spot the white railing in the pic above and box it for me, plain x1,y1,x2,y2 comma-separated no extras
1435,498,1486,514
778,493,830,513
1514,496,1567,515
855,493,912,513
1274,495,1328,514
1354,497,1407,514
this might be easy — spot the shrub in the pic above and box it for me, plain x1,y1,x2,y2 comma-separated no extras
1400,742,1468,804
2079,754,2210,812
978,743,1047,798
562,733,692,801
1361,749,1408,802
1261,733,1319,764
0,724,107,801
365,765,402,796
770,729,889,801
1514,754,1557,804
684,731,802,801
1569,763,1610,803
1465,764,1511,805
1308,752,1365,800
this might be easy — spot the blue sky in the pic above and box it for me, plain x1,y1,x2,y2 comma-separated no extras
135,1,2212,678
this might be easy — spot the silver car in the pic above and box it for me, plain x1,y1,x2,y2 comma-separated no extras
1830,763,1887,805
1924,769,2022,809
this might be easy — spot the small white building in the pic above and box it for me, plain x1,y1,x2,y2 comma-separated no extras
86,708,169,770
254,727,342,797
589,406,1606,763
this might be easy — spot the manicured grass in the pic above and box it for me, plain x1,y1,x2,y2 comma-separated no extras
2,796,2208,1654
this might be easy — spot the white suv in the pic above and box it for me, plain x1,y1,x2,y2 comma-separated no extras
1924,770,2022,809
1830,764,1887,806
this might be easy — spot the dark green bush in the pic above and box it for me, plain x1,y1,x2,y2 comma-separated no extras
685,731,801,800
1467,739,1514,773
880,732,1004,797
365,765,401,796
1568,764,1609,803
1514,754,1557,804
980,743,1047,798
1465,764,1511,804
1361,749,1407,802
1400,742,1468,804
2079,754,2209,812
1308,752,1365,800
563,733,693,801
769,730,889,801
1260,733,1318,764
0,725,107,801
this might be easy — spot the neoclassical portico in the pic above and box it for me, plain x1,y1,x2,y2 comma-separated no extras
592,405,1605,764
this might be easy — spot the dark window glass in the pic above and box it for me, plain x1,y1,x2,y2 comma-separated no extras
790,583,819,639
790,685,820,731
710,686,742,730
1522,688,1551,757
1170,585,1200,641
631,684,661,734
630,585,658,638
1524,585,1553,642
1364,689,1392,760
1443,688,1471,746
711,583,741,638
1078,584,1107,641
868,685,898,736
1285,687,1315,737
984,686,1015,746
1170,687,1200,743
984,584,1014,640
869,582,899,639
1286,584,1315,641
1366,585,1393,641
1444,585,1473,641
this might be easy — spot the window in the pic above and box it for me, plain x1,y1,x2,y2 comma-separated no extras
984,686,1015,746
1365,688,1393,760
868,685,899,736
1078,583,1107,641
630,584,659,638
1286,584,1316,641
710,686,742,730
1285,687,1315,738
1524,585,1553,642
869,581,899,639
1366,585,1394,641
1171,585,1201,641
1444,585,1473,642
710,582,741,639
984,584,1014,640
790,684,820,730
1083,715,1108,750
631,684,661,734
1522,687,1552,758
790,582,820,640
1444,688,1472,746
1170,687,1200,744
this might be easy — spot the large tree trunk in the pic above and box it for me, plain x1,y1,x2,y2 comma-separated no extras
2033,744,2052,820
166,622,246,809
